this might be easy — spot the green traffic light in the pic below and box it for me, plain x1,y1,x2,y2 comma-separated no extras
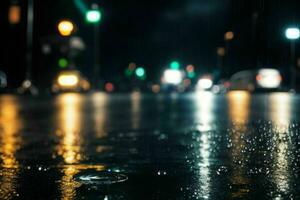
86,10,101,23
125,68,134,77
187,71,196,79
58,58,68,68
135,67,145,77
170,61,180,70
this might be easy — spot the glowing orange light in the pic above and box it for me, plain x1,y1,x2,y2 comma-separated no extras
58,20,74,36
9,5,21,24
224,31,234,41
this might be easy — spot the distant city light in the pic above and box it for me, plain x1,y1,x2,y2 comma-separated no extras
170,61,180,70
86,10,101,23
163,69,183,85
128,62,137,71
57,20,74,36
58,58,68,68
285,28,300,40
9,5,21,24
135,67,145,78
186,65,194,72
151,84,160,93
105,82,114,92
224,31,234,41
217,47,226,56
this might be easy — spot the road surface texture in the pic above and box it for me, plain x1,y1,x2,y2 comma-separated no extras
0,91,300,199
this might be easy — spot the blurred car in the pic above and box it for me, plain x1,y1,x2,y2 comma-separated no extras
196,75,213,91
229,68,282,92
52,70,90,93
160,69,184,92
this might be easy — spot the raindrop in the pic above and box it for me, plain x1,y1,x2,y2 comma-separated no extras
217,166,228,175
157,170,167,176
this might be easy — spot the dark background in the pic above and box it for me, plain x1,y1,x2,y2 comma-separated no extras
1,0,300,88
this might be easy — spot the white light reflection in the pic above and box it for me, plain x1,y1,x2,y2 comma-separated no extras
198,134,211,199
195,91,215,132
131,92,141,130
0,95,22,199
227,91,251,198
194,91,215,199
269,93,292,195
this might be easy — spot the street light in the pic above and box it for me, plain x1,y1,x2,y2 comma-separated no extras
86,4,102,89
86,10,101,23
8,4,21,24
170,61,180,70
18,0,38,95
57,20,74,36
285,28,300,40
224,31,234,41
285,27,300,89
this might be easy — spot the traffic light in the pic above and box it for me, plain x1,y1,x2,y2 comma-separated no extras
170,61,180,70
186,65,196,79
86,10,101,23
58,58,68,68
135,67,146,80
57,20,74,36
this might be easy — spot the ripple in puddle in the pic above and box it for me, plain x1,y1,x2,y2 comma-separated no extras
74,169,128,185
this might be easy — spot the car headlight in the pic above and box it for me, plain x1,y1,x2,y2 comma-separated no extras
58,74,79,87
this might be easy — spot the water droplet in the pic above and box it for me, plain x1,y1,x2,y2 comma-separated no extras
217,166,228,175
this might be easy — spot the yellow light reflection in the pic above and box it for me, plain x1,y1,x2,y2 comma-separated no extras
56,93,83,164
269,93,291,194
92,92,108,139
194,92,215,198
56,93,83,200
269,93,291,133
0,95,22,199
227,91,251,198
131,92,141,130
227,91,251,125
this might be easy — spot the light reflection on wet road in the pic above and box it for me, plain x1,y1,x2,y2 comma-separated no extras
0,92,300,199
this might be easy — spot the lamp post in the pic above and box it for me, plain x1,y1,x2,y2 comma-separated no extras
18,0,38,95
285,27,300,90
217,47,225,77
86,4,101,89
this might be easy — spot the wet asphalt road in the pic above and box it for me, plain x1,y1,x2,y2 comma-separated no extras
0,91,300,200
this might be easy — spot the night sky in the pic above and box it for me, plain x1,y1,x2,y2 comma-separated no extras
1,0,300,87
